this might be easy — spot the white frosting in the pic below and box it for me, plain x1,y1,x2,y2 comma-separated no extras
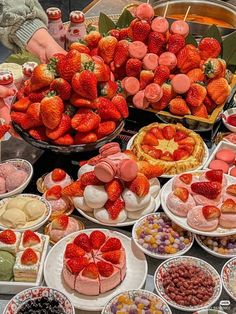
122,188,151,211
0,231,21,255
149,178,160,198
84,185,108,209
13,250,40,281
77,164,94,179
94,208,127,224
0,208,26,228
72,196,93,212
127,197,155,219
18,232,44,253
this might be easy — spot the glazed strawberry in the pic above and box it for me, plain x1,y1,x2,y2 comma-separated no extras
92,59,110,82
11,111,40,130
50,78,71,100
126,173,150,197
186,83,207,107
22,230,40,247
111,95,128,119
82,262,99,279
177,44,201,73
65,243,85,259
29,127,48,141
0,230,16,244
168,34,185,54
90,230,106,250
12,97,31,112
69,42,90,54
174,131,187,142
187,68,205,84
96,121,116,139
173,148,190,161
102,250,121,264
70,93,97,109
27,102,42,125
142,145,162,159
30,64,55,91
71,109,100,133
198,37,221,60
105,198,125,220
51,168,66,181
202,205,221,219
74,233,91,252
202,58,226,79
109,29,120,40
98,35,118,64
191,104,208,118
191,181,221,200
56,49,81,82
28,88,50,103
207,78,231,105
97,261,114,277
40,93,64,129
221,199,236,213
126,58,142,77
174,187,189,202
0,124,10,139
97,97,122,121
150,127,164,139
45,185,62,200
143,132,159,146
46,114,71,140
101,237,121,252
148,31,166,55
62,180,84,197
160,151,173,161
80,171,102,186
21,248,38,265
137,161,164,178
113,40,129,68
105,178,123,201
226,184,236,196
131,19,151,42
52,214,69,230
140,70,154,90
169,97,190,116
163,125,176,140
72,70,97,100
179,173,193,184
119,27,130,40
206,169,223,183
151,82,174,111
153,65,170,86
53,134,74,146
74,132,97,144
99,80,118,99
66,257,89,274
84,30,102,48
177,137,195,146
204,95,217,114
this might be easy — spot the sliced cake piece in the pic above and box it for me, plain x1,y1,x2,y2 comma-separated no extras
0,229,21,255
75,262,100,295
95,259,121,293
18,230,44,253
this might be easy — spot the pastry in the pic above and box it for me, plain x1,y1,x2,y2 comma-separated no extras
172,173,196,192
42,168,72,190
187,206,219,232
0,250,15,281
18,230,44,253
0,229,21,255
131,123,205,175
167,188,196,217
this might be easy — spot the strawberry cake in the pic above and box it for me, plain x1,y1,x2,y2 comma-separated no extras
62,230,126,295
39,168,72,192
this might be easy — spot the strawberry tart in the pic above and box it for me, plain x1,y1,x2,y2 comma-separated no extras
38,168,72,192
62,230,126,295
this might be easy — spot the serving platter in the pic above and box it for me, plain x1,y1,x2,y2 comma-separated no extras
221,257,236,301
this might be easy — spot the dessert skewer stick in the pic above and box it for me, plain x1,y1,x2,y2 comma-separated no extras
184,6,191,22
163,1,169,18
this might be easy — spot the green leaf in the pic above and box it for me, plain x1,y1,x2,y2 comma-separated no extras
185,33,198,47
223,31,236,66
116,9,134,29
98,12,116,34
201,24,222,46
5,51,40,65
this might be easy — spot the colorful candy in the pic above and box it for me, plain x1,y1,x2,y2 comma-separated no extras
199,235,236,255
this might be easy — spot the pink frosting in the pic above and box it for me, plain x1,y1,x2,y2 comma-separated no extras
62,264,75,290
198,173,227,188
0,163,17,179
43,193,68,214
75,272,100,295
49,217,79,243
0,177,6,194
166,191,196,217
43,172,72,189
172,175,197,193
5,169,28,191
187,206,219,232
219,213,236,228
193,193,222,206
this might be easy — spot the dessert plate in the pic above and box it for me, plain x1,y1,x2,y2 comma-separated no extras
44,229,148,311
161,171,236,236
75,193,161,227
127,134,209,178
221,257,236,301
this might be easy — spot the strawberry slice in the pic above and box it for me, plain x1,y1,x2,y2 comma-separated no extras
161,151,173,161
21,248,38,265
142,132,159,146
150,127,164,139
64,243,85,259
101,237,121,252
173,187,189,202
74,233,91,252
191,181,221,200
0,229,16,244
62,180,85,197
97,261,114,277
52,168,66,181
51,214,69,230
202,205,221,220
126,173,150,197
45,185,62,200
105,179,123,201
22,230,40,247
137,161,164,178
80,171,102,186
105,198,125,220
163,125,176,140
226,184,236,196
174,131,187,142
66,257,89,274
221,199,236,213
102,250,121,264
142,145,162,159
205,170,223,183
82,262,99,279
179,173,192,184
90,230,106,250
173,148,190,161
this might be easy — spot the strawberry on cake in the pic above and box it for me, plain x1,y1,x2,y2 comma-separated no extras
62,230,126,295
40,168,72,191
0,229,21,255
18,230,44,253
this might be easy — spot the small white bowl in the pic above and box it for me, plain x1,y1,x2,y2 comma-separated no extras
221,256,236,302
0,159,33,199
222,108,236,133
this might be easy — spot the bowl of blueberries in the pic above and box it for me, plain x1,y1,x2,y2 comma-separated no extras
4,286,75,314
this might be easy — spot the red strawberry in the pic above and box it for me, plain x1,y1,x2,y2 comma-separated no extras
130,19,151,42
29,127,48,141
186,83,207,107
173,148,190,161
169,97,190,116
16,86,25,100
70,93,97,109
98,36,118,64
99,80,118,99
168,34,185,54
74,132,97,144
199,37,221,60
45,185,62,200
114,40,129,68
163,125,176,140
96,121,116,139
143,132,159,146
74,233,91,252
92,59,110,82
105,198,125,220
69,42,90,54
109,29,120,40
101,237,121,252
50,52,65,64
71,109,100,132
126,173,150,197
62,180,84,197
97,97,122,121
174,187,189,202
72,70,97,100
50,78,71,100
30,64,55,91
148,31,166,55
191,181,221,200
126,58,142,77
0,230,16,244
40,93,64,129
80,171,102,186
161,151,173,161
137,161,164,178
52,168,66,181
84,30,102,48
150,127,164,139
140,70,154,89
0,124,10,139
151,82,174,111
90,230,106,250
226,184,236,196
65,243,85,259
179,173,193,184
82,262,99,279
174,131,187,142
52,214,69,230
66,257,89,274
21,248,38,265
202,205,221,219
142,145,162,159
119,27,130,40
102,250,121,264
26,102,42,125
56,49,81,82
28,88,50,103
105,179,123,201
153,65,170,85
204,95,217,114
187,68,206,84
221,199,236,213
177,44,201,73
177,137,195,146
46,114,71,140
12,97,31,112
53,133,74,146
11,111,40,130
97,261,114,277
22,230,40,247
191,104,208,118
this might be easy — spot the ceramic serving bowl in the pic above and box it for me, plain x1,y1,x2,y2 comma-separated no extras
221,256,236,301
222,108,236,133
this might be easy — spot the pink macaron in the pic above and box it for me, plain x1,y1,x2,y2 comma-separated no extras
215,149,235,164
209,159,229,174
230,167,236,177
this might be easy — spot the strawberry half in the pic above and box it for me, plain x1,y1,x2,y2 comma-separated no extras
0,229,16,244
66,257,89,274
22,230,40,247
102,250,121,264
82,262,99,279
205,170,223,183
163,125,176,140
221,199,236,213
97,261,114,277
179,173,193,184
226,184,236,196
21,248,38,265
45,185,62,200
105,179,123,201
101,237,121,252
191,181,221,200
74,233,91,253
202,205,221,220
51,214,69,230
105,198,125,220
52,168,66,181
62,180,85,197
90,230,106,250
174,187,189,202
126,173,150,197
64,243,85,259
80,171,102,186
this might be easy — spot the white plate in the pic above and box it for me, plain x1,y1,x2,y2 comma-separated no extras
154,256,222,312
75,192,161,227
195,235,236,259
0,194,52,231
126,134,209,178
161,171,236,236
0,234,49,295
132,212,194,259
44,228,148,311
221,257,236,301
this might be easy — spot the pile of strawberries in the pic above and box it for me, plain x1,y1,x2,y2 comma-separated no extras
11,50,128,146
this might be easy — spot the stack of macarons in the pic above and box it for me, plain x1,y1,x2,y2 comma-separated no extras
209,148,236,176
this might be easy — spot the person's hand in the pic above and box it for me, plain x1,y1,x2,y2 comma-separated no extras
0,85,15,99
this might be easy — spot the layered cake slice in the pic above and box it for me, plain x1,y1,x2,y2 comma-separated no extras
0,229,21,255
75,262,100,295
18,230,44,253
